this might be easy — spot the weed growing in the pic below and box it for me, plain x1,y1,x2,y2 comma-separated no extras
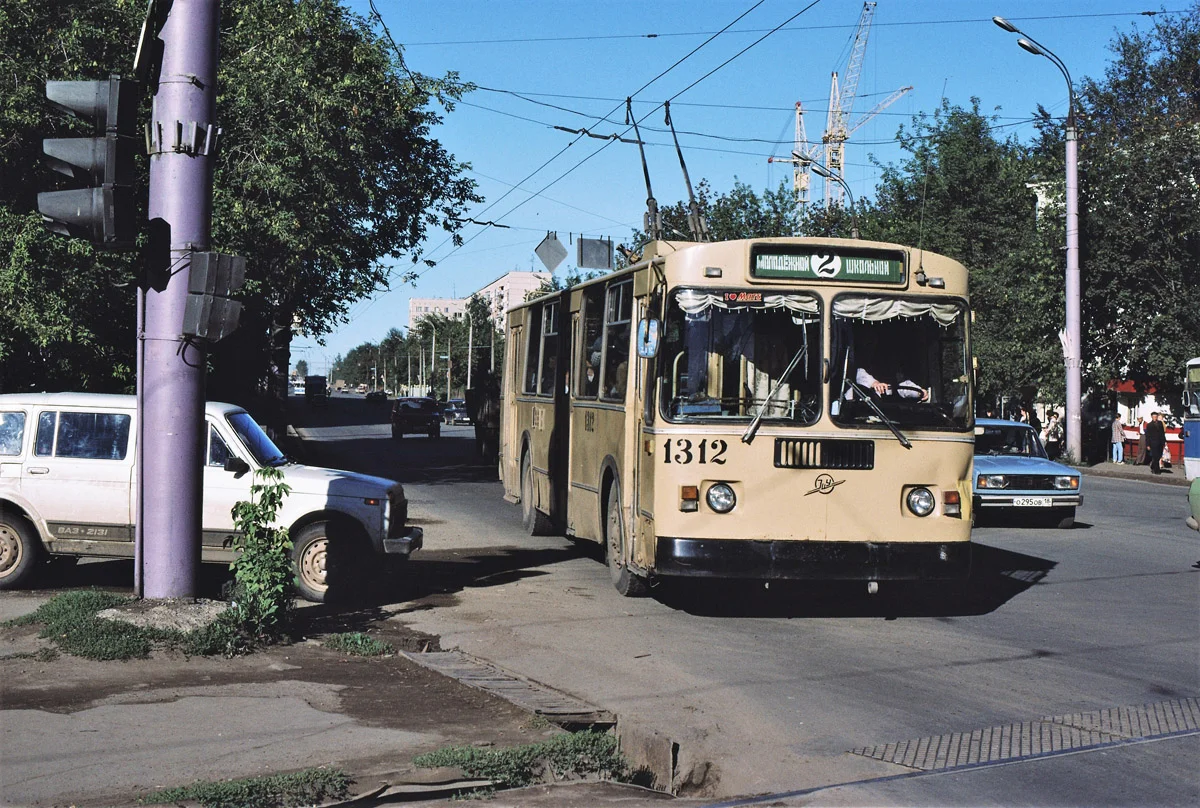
322,631,393,656
139,766,351,808
413,730,630,792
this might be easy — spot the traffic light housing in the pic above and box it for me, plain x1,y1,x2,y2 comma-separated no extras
37,76,140,247
182,252,246,342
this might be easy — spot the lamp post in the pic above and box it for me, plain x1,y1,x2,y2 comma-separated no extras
994,15,1081,463
794,154,859,239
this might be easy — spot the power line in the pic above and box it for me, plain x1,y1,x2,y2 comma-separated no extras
401,10,1179,47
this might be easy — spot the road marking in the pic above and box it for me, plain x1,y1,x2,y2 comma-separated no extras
850,697,1199,770
702,698,1199,808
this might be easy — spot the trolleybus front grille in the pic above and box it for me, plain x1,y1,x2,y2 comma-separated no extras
774,438,874,470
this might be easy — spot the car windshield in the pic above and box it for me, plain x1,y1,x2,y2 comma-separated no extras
399,399,437,413
227,411,288,466
659,289,822,424
830,294,971,430
975,424,1047,458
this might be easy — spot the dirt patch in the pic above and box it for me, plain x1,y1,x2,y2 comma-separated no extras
1,602,558,801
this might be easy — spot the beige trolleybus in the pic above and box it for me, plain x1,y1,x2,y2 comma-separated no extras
500,238,973,596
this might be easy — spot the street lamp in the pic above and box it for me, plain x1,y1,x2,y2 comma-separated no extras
794,154,859,239
993,15,1082,462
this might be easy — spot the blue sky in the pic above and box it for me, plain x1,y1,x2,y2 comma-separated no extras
292,0,1182,374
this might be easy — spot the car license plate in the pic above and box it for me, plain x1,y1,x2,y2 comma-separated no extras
1013,496,1053,507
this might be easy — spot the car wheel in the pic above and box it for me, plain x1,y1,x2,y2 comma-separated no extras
520,450,553,536
0,510,42,590
605,481,647,597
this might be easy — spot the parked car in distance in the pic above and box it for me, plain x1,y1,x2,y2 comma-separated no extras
0,393,423,602
365,390,388,404
1187,477,1199,532
443,398,471,425
391,397,441,439
973,418,1083,528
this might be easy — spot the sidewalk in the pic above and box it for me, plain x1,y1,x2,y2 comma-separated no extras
1078,459,1191,487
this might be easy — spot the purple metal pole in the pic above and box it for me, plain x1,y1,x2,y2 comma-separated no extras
1064,122,1082,462
142,0,219,598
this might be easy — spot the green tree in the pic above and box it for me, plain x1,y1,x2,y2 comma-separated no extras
294,359,308,377
625,179,799,252
0,0,144,394
1073,5,1200,405
868,99,1060,407
0,0,480,412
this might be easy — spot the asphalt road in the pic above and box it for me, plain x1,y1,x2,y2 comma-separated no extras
294,396,1199,805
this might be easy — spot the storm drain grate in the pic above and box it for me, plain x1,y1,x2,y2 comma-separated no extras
850,697,1199,771
400,650,615,728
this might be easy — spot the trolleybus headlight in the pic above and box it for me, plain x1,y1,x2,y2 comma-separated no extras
1053,476,1079,490
906,487,936,517
978,474,1008,489
706,483,736,513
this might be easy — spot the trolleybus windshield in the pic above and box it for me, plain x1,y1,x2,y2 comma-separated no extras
660,289,822,425
830,294,970,431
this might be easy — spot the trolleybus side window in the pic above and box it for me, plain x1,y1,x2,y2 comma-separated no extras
602,281,633,401
659,288,822,424
829,294,970,430
538,300,560,396
523,305,543,394
579,285,604,399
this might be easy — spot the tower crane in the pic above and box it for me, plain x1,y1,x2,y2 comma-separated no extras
821,2,912,206
766,101,822,219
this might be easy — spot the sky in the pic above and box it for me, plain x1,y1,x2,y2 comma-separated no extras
291,0,1186,375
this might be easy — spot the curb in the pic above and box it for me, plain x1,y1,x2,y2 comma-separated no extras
1078,464,1190,488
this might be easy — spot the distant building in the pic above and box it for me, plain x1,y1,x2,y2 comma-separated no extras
475,270,551,321
408,297,468,326
408,270,551,328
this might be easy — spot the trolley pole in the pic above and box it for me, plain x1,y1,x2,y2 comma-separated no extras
142,0,220,598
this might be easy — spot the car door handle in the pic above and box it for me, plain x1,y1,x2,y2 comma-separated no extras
28,467,49,474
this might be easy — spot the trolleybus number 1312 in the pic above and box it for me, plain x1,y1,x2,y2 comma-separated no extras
663,437,728,465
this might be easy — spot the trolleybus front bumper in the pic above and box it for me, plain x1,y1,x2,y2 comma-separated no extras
655,537,970,581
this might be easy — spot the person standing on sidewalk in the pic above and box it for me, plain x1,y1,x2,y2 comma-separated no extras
1145,412,1167,474
1111,413,1125,464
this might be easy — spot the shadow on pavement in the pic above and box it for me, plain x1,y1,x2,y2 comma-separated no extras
655,542,1056,619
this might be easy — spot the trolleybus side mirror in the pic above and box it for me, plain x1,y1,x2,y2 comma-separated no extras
637,318,661,358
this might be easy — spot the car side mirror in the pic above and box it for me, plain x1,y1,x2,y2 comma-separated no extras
223,456,250,476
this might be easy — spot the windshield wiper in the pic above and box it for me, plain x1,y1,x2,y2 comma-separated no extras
741,342,808,445
844,380,912,449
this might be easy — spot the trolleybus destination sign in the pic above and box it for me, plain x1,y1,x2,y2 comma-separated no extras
751,248,905,284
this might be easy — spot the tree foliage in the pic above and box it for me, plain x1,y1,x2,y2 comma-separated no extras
1075,6,1200,402
867,98,1064,406
0,0,480,405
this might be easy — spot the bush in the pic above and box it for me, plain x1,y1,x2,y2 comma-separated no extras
413,730,629,791
322,632,393,656
140,766,352,808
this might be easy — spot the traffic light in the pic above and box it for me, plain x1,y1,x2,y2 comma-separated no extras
182,251,246,342
37,76,140,247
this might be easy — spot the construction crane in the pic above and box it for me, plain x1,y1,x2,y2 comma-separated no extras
766,101,822,218
821,2,912,207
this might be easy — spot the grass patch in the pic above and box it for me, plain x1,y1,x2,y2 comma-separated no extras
2,590,263,661
413,730,629,791
322,631,393,656
140,766,352,808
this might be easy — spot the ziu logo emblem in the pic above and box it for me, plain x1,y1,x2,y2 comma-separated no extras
806,473,845,496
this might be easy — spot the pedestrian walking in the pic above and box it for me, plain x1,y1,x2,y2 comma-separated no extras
1042,412,1063,460
1110,412,1125,463
1145,412,1167,474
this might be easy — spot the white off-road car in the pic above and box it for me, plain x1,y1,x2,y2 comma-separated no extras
0,393,422,601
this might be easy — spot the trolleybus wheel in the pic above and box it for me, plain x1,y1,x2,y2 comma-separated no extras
520,451,553,536
605,482,647,597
